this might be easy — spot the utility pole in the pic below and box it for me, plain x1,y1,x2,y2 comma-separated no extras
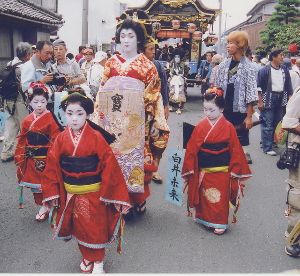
82,0,89,45
218,0,223,54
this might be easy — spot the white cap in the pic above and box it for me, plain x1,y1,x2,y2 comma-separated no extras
93,51,107,63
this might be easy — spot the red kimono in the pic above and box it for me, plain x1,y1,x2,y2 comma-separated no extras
42,122,131,261
182,116,251,229
15,111,61,205
100,54,170,205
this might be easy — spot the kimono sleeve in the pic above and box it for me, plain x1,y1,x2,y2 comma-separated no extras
97,137,131,213
228,124,252,180
14,119,28,182
41,135,62,202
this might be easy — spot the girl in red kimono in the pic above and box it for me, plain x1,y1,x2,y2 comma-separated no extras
15,82,61,221
96,9,169,216
182,87,252,235
42,89,131,274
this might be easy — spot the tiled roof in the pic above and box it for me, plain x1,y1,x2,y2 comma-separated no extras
0,0,64,27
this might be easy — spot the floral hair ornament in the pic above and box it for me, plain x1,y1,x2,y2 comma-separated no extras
27,81,49,97
206,86,224,97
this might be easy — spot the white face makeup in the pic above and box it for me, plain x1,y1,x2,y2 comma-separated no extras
120,28,138,56
203,100,222,123
30,95,48,116
65,103,87,131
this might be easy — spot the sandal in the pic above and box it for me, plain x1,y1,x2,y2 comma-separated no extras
35,206,50,222
213,228,226,235
80,259,94,273
134,201,146,215
152,172,163,184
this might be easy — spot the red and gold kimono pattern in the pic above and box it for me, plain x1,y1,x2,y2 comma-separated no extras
101,54,170,204
15,111,61,205
182,115,252,229
42,122,131,253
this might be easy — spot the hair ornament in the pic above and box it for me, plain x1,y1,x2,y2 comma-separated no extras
206,86,224,97
27,81,49,97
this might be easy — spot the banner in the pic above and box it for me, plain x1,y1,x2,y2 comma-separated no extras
165,148,184,206
98,76,145,193
54,91,68,127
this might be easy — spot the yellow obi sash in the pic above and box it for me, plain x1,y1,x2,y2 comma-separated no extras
64,182,101,195
201,166,229,173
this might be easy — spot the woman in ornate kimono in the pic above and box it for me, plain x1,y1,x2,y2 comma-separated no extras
95,9,169,215
15,82,61,221
42,89,131,273
182,87,252,235
215,31,258,164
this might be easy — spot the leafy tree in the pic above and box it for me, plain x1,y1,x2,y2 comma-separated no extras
258,0,300,54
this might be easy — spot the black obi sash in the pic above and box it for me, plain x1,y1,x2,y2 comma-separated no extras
27,131,50,146
198,142,230,169
60,155,101,185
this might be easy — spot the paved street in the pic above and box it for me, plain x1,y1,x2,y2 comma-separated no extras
0,86,299,273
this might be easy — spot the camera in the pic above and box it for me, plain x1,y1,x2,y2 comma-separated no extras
277,147,300,170
47,72,66,86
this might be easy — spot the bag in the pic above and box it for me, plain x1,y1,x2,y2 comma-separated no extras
277,132,300,170
0,62,22,100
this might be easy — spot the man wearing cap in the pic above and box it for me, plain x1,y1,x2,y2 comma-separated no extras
80,47,95,80
257,49,293,156
53,39,86,87
87,51,107,100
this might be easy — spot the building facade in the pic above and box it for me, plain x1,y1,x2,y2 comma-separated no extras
57,0,126,55
0,0,64,69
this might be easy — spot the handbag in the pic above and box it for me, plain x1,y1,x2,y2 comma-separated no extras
277,132,300,170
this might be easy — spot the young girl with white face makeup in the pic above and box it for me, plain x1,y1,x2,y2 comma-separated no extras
182,87,252,236
42,89,130,274
15,82,61,221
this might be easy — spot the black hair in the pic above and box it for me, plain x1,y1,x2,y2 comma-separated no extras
269,49,283,61
203,91,225,109
79,45,86,52
115,9,152,50
245,47,252,58
36,41,53,51
61,88,94,115
66,52,74,60
29,87,49,101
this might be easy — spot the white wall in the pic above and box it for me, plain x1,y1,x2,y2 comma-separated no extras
57,0,83,55
88,0,122,49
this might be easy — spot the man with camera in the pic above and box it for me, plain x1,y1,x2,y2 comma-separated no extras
52,39,86,88
282,86,300,257
21,40,55,93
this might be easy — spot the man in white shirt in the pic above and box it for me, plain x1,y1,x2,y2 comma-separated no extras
257,49,293,156
52,39,86,88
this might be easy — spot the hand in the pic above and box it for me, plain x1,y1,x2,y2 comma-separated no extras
41,73,54,84
164,105,170,120
258,99,264,111
244,116,253,129
65,75,71,85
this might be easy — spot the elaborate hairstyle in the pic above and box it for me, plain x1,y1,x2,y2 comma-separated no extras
204,87,225,109
227,31,249,54
115,9,152,50
61,88,94,115
27,82,49,101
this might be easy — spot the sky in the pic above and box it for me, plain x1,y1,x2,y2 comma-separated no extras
119,0,262,34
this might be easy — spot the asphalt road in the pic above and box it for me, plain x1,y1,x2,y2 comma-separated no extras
0,86,299,273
